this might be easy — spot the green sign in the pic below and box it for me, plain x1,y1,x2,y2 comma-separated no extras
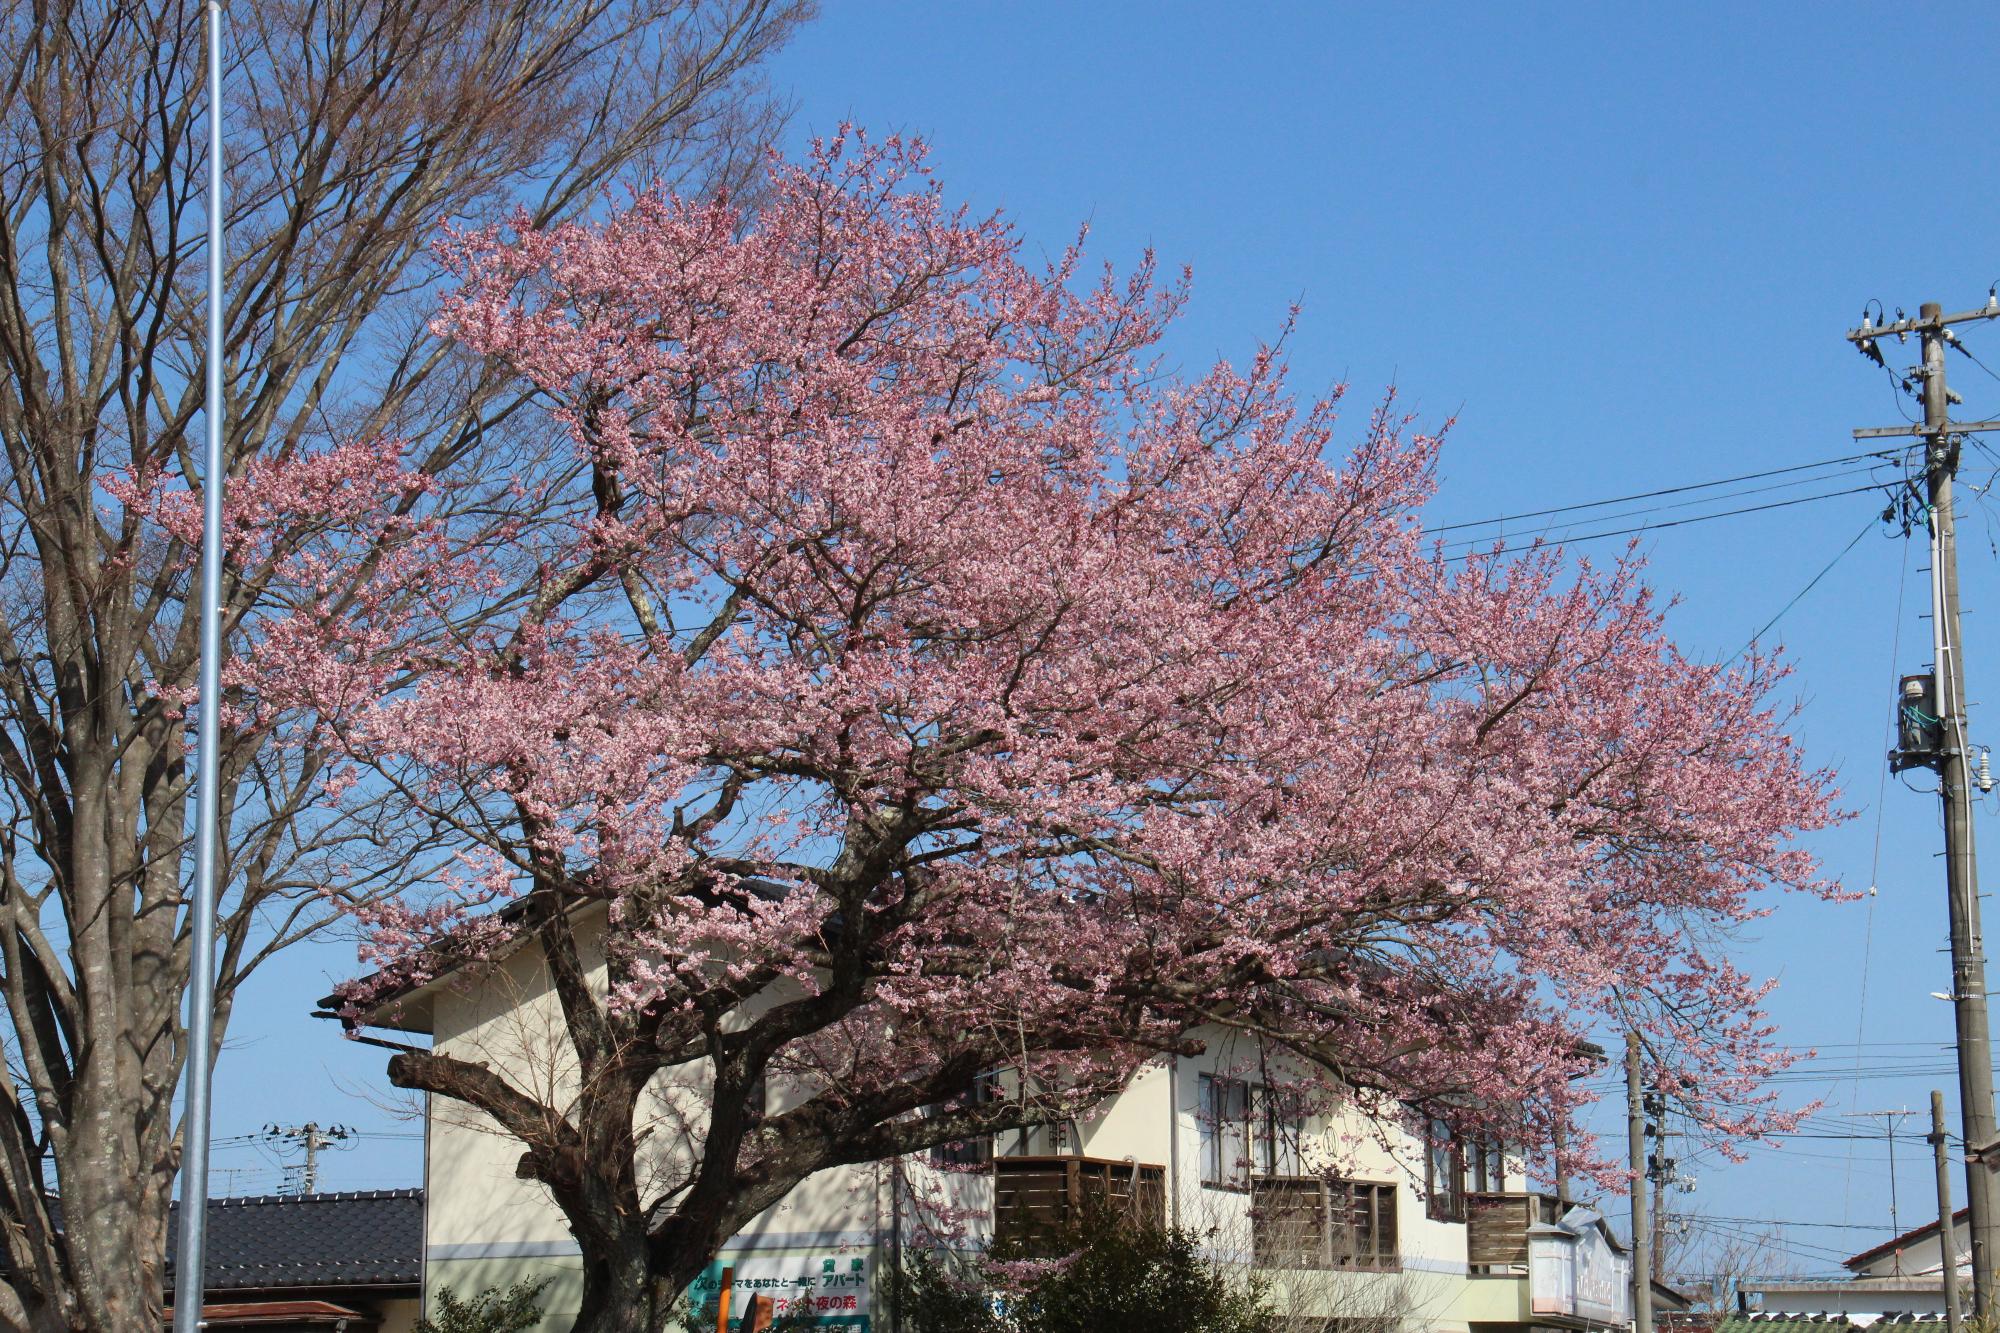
687,1254,872,1332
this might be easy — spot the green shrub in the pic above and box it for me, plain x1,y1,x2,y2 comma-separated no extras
895,1207,1269,1333
416,1278,552,1333
891,1248,1005,1333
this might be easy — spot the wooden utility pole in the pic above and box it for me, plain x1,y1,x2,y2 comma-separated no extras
1651,1146,1668,1282
1628,1033,1653,1333
1936,1089,1966,1333
1852,297,2000,1319
263,1122,353,1195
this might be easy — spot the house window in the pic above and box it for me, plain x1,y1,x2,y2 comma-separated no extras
1201,1075,1251,1185
1253,1086,1305,1177
1469,1139,1506,1194
1331,1180,1399,1269
1200,1075,1305,1186
929,1074,998,1167
1424,1118,1465,1222
1250,1177,1398,1271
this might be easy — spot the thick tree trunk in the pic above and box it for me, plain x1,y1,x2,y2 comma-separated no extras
571,1237,669,1333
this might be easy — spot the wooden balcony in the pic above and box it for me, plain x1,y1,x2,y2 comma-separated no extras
1250,1175,1399,1272
991,1155,1166,1256
1467,1191,1563,1274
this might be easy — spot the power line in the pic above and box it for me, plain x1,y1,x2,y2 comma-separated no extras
1849,534,1913,1222
1695,1214,1905,1232
1438,462,1887,547
1440,481,1897,562
1730,515,1879,662
1426,448,1900,536
1950,336,2000,388
1682,1215,1861,1265
262,1123,355,1194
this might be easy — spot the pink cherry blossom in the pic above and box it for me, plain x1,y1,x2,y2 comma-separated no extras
296,133,1835,1303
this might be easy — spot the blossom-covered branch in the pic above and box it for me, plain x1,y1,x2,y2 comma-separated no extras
307,133,1836,1333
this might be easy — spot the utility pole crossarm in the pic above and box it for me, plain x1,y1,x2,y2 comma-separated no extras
1856,421,2000,439
1848,304,2000,342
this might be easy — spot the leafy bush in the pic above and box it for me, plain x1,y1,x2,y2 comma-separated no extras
895,1208,1269,1333
891,1249,1006,1333
416,1279,552,1333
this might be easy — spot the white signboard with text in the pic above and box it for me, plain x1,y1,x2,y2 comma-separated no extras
1530,1208,1632,1330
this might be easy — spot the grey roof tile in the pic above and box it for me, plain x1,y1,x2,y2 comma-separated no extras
165,1190,423,1293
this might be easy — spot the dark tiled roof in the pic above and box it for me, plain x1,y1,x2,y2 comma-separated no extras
166,1190,423,1294
1721,1318,1949,1333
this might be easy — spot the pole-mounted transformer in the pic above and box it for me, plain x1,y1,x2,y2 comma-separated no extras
1895,671,1996,789
1894,672,1946,773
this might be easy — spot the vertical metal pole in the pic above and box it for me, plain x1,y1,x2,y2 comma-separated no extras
1627,1034,1653,1333
1890,1116,1903,1271
1920,300,2000,1320
888,1156,903,1333
172,6,225,1332
1166,1056,1182,1229
1936,1089,1966,1333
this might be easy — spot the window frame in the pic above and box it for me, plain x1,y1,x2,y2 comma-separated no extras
1469,1138,1506,1194
928,1073,1000,1168
1201,1075,1307,1188
1199,1073,1252,1187
1252,1085,1306,1178
1330,1179,1400,1270
1423,1117,1466,1222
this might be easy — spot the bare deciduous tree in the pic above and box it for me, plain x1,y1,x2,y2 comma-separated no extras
0,3,810,1329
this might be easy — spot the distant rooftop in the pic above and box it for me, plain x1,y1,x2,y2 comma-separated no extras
1843,1208,1969,1274
165,1190,423,1294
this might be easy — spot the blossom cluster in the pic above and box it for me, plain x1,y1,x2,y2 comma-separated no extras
302,132,1836,1185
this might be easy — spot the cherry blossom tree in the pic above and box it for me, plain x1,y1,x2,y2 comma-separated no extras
306,135,1836,1333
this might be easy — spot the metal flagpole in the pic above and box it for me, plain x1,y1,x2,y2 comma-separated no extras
172,4,226,1331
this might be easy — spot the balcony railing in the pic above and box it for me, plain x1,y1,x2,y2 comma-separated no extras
991,1156,1165,1256
1249,1175,1399,1272
1467,1191,1563,1274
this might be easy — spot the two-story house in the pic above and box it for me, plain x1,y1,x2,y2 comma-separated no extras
334,905,1631,1333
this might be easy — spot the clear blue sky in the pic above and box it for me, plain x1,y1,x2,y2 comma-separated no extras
224,2,2000,1273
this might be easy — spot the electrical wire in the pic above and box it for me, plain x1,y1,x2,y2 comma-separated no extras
1436,463,1896,554
1696,1214,1903,1233
1845,531,1911,1222
1425,449,1900,536
1439,481,1896,563
1950,337,2000,388
1729,515,1878,663
1682,1214,1860,1266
